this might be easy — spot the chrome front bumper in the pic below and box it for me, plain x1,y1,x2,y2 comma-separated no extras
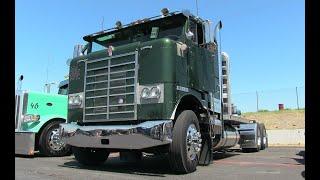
15,132,35,155
59,120,173,150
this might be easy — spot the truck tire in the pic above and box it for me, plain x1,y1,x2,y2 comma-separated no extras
169,110,202,174
252,126,262,152
72,147,110,166
242,124,261,153
38,121,71,156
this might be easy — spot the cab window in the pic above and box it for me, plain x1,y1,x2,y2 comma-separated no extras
189,19,204,45
58,84,68,95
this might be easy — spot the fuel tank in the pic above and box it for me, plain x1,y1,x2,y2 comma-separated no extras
212,124,240,150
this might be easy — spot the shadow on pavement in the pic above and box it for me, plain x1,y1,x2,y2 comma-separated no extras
60,155,172,177
291,150,305,165
15,152,45,158
212,152,241,160
15,152,70,158
59,152,240,176
295,150,305,178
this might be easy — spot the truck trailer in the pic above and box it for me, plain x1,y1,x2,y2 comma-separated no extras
60,9,268,173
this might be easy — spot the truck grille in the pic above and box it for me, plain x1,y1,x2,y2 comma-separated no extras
15,92,26,130
83,51,138,122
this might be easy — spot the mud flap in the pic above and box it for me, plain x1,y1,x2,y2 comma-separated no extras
15,132,35,155
198,136,212,166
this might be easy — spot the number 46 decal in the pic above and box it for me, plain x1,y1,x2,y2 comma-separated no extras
31,102,39,109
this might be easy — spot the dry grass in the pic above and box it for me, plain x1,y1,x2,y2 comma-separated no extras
241,109,305,130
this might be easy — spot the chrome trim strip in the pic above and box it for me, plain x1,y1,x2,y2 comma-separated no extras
87,66,108,72
107,59,111,119
109,84,134,89
85,103,134,109
85,105,107,109
109,92,134,97
86,73,108,78
86,95,107,99
83,62,87,122
140,45,152,50
86,112,108,116
109,69,135,75
109,77,134,82
86,80,108,85
87,51,136,64
110,61,135,68
109,103,134,107
109,110,134,114
134,51,138,120
86,87,108,92
77,58,88,63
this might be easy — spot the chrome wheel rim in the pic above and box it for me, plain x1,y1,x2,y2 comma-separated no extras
186,124,202,161
48,128,65,151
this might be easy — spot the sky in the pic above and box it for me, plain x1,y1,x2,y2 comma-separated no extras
15,0,305,112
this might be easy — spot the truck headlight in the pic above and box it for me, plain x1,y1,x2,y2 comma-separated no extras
22,114,40,123
69,93,83,108
141,88,151,98
150,87,161,98
138,84,164,104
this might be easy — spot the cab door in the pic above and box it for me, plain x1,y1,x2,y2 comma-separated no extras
187,19,206,91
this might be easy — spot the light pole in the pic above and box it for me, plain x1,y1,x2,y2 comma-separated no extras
256,91,259,112
44,82,56,93
296,86,300,110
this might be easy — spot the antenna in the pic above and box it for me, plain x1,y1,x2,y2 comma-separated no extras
195,0,199,16
101,16,104,31
44,82,56,93
46,55,50,85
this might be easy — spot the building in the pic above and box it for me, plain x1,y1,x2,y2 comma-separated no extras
221,52,232,115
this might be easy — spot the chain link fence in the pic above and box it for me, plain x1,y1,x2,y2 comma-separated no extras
232,86,305,113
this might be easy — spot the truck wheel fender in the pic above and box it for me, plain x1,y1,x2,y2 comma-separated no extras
170,94,204,121
33,116,66,151
171,94,213,165
28,115,66,133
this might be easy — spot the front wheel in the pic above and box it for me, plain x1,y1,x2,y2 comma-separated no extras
169,110,202,174
38,121,71,156
72,147,110,166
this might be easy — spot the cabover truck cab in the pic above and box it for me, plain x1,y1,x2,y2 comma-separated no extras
15,80,71,156
60,9,267,173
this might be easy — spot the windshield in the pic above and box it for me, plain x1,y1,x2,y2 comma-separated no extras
91,14,186,52
58,84,68,95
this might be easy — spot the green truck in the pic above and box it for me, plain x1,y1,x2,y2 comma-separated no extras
15,79,71,156
60,9,268,173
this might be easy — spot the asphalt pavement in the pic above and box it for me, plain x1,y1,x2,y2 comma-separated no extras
15,147,305,180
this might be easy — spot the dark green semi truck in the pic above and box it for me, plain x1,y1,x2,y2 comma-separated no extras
60,9,268,173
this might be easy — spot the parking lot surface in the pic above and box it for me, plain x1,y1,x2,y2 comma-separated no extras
15,147,305,180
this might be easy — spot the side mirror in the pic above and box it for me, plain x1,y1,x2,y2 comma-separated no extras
73,44,84,58
186,29,194,40
237,110,241,115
